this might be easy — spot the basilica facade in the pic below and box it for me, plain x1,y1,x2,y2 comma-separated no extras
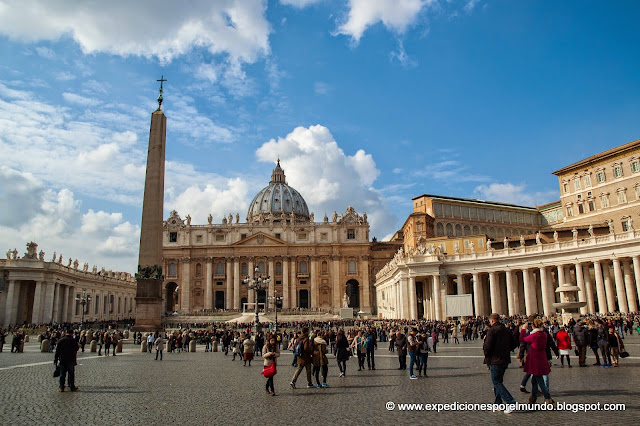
376,138,640,320
161,161,386,315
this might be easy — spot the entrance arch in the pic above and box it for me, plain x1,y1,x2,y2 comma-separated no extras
215,291,225,309
165,282,178,312
346,279,360,308
299,290,309,309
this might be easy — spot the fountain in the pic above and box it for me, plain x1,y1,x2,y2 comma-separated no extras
552,280,586,325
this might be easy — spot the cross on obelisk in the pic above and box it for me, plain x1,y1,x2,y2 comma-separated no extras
157,75,167,109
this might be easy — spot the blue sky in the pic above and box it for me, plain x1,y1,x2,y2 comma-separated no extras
1,0,639,272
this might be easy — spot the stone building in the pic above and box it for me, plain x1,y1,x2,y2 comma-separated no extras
161,161,384,314
376,138,640,320
0,242,136,326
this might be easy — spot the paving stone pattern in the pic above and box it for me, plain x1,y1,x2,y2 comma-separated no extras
1,334,639,425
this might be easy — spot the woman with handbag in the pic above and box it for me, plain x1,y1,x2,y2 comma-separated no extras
262,335,280,396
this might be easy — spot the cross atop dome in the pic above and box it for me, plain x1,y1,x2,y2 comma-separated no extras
270,159,287,184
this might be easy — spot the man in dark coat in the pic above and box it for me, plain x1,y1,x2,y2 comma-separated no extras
483,313,518,412
573,321,588,367
54,329,79,392
290,328,314,389
395,331,407,370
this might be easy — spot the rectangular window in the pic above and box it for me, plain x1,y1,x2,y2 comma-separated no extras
276,263,282,275
215,234,225,242
297,232,307,240
563,183,569,193
614,166,623,178
596,171,606,183
240,234,247,240
601,196,609,208
275,280,282,286
618,191,627,204
275,233,281,239
299,280,307,285
320,232,328,241
416,223,423,232
566,206,573,217
588,201,595,211
584,175,592,187
622,220,630,232
574,178,581,190
216,281,223,286
635,186,640,199
632,161,640,173
241,263,247,275
196,235,203,243
578,204,585,214
347,229,356,240
169,232,177,242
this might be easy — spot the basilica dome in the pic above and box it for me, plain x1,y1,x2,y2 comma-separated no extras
247,160,310,223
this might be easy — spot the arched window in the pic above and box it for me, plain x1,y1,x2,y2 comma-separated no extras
169,263,177,277
258,261,265,273
445,223,453,237
481,226,487,235
241,262,248,276
348,260,356,274
322,261,328,274
299,261,308,274
216,262,224,275
455,224,462,236
436,222,444,237
472,225,479,235
497,228,504,238
463,225,471,236
276,262,282,275
195,263,202,277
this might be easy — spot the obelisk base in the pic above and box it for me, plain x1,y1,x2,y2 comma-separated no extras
133,278,164,332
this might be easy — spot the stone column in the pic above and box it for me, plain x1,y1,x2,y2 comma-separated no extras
408,277,417,320
361,256,370,310
422,281,429,319
456,273,464,294
623,260,638,313
268,258,275,309
332,257,340,310
226,259,233,310
233,258,240,310
31,281,43,324
247,259,255,304
205,258,213,310
181,260,191,311
489,271,499,314
574,262,587,315
522,269,536,316
68,286,75,322
42,282,55,323
310,257,317,308
433,274,443,321
593,261,607,314
582,264,596,314
4,280,15,326
539,267,552,317
505,270,516,316
612,259,628,313
602,261,616,313
633,256,640,307
52,283,61,323
290,257,297,308
282,257,290,309
61,285,69,323
472,272,482,316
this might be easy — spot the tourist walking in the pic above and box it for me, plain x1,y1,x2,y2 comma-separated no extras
395,331,407,370
334,329,349,377
312,331,329,387
417,332,430,377
483,313,518,414
555,326,572,367
366,327,377,370
54,329,79,392
608,326,624,367
263,335,280,395
155,333,165,361
243,333,255,367
290,328,313,389
573,321,588,367
520,318,554,406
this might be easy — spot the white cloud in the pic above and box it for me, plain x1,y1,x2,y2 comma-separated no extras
256,124,397,238
474,183,557,207
34,46,55,59
0,168,139,271
280,0,323,8
336,0,432,44
54,71,76,81
195,63,219,83
0,0,271,64
314,81,331,95
62,92,99,107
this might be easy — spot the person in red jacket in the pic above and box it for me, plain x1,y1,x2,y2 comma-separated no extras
520,318,554,406
555,326,572,368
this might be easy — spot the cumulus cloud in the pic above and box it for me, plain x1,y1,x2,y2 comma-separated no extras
474,183,557,207
62,92,99,107
0,0,271,64
336,0,432,43
280,0,323,8
0,169,139,271
256,124,397,238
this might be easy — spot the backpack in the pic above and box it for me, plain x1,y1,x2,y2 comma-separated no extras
366,336,373,350
295,338,306,357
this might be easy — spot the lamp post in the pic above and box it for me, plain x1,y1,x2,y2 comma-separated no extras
75,289,91,329
243,266,270,330
271,289,283,333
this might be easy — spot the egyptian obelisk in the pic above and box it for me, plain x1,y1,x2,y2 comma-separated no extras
134,76,167,331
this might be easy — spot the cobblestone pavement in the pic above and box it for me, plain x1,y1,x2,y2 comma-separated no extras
1,334,639,425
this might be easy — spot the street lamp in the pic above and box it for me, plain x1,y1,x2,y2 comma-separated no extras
75,289,91,328
243,266,270,330
270,289,283,334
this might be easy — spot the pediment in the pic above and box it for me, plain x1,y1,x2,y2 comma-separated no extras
232,232,286,246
